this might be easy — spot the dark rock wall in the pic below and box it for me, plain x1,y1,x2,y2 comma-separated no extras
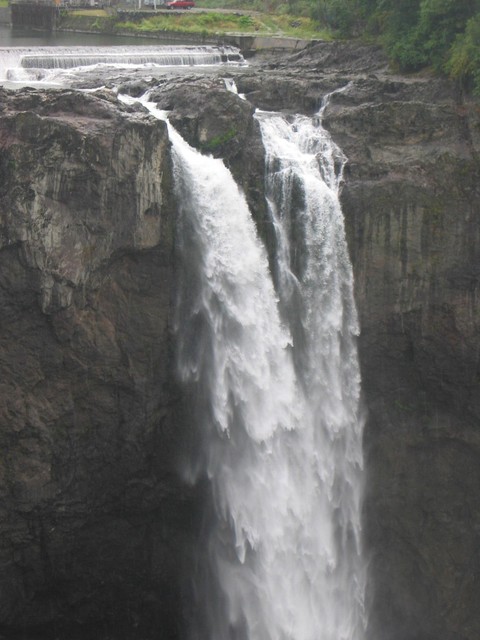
324,79,480,640
0,89,196,638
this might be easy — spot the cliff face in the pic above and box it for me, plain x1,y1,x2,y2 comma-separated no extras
324,76,480,640
0,42,479,640
0,88,197,638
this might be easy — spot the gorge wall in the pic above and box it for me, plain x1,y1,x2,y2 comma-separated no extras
0,41,479,639
326,74,480,640
0,89,198,638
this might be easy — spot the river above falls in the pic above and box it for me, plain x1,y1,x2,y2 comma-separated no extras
0,25,247,89
0,23,197,47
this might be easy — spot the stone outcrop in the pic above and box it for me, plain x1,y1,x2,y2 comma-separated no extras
0,40,479,640
326,78,480,640
0,88,198,638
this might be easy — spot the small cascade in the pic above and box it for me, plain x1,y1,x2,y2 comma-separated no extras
0,44,245,83
224,76,246,100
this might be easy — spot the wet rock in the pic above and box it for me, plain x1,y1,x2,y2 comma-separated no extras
148,75,272,259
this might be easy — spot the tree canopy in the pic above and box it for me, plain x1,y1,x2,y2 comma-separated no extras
310,0,480,93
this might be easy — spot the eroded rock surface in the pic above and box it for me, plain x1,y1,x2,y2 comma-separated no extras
0,88,197,639
323,75,480,640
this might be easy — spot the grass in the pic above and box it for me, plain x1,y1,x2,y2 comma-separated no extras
0,0,9,7
70,9,109,17
193,0,313,15
119,11,327,39
59,3,331,40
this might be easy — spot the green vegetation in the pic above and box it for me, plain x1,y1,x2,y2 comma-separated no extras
317,0,480,93
60,0,480,93
70,9,109,17
0,0,9,7
222,0,480,93
375,0,480,74
446,12,480,93
200,127,237,151
119,10,325,39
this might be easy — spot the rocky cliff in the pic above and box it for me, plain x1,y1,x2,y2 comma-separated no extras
325,72,480,640
0,88,198,638
0,41,479,640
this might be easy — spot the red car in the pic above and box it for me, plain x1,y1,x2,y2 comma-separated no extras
166,0,195,8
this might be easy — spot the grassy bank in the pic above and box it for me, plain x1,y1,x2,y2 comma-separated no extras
59,7,328,40
119,12,325,38
70,9,109,17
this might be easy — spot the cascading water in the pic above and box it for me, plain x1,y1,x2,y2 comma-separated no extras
254,99,366,640
119,86,365,639
0,45,245,84
160,90,366,639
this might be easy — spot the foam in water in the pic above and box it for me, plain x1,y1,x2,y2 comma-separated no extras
124,89,366,639
255,99,366,640
0,44,245,84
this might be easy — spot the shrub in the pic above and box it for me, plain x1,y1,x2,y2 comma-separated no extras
446,13,480,94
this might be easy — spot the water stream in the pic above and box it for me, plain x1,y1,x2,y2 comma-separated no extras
129,92,366,639
0,43,245,84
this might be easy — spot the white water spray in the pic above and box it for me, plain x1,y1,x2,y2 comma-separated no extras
0,45,245,84
121,88,365,640
254,98,366,640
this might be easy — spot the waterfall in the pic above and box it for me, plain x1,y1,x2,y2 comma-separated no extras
173,99,365,637
121,91,365,640
0,45,245,83
254,102,366,640
20,46,244,69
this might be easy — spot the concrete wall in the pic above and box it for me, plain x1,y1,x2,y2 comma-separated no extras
11,3,57,30
0,7,11,24
225,34,315,52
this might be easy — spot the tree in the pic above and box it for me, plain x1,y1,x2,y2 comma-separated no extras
446,12,480,93
312,0,362,36
415,0,480,70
